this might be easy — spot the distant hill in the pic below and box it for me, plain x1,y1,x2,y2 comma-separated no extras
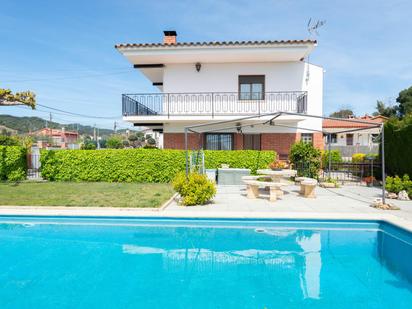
0,114,116,136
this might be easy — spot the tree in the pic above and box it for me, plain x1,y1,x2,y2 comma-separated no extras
373,100,397,118
146,136,156,145
0,88,36,109
81,136,97,150
329,109,354,118
396,86,412,117
106,135,124,149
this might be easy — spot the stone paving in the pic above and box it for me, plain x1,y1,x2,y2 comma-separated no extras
166,184,412,220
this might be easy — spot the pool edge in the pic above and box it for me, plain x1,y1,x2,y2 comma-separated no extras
0,207,411,234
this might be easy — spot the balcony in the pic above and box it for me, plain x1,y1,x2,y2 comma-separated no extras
122,91,307,118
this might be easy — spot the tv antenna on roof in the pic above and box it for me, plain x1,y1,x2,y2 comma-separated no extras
307,18,326,36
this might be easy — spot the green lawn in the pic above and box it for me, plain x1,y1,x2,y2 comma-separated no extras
0,182,174,208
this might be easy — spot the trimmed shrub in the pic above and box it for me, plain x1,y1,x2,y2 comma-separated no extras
352,153,366,163
289,142,321,178
386,174,412,197
384,116,412,176
0,135,20,146
0,146,27,181
40,149,275,183
321,150,342,168
172,172,216,206
203,150,275,174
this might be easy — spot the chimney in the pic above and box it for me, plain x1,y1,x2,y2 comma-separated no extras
163,30,177,44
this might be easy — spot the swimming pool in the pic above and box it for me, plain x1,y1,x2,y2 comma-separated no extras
0,216,411,308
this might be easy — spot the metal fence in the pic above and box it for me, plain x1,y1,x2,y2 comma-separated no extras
122,91,308,118
295,162,381,184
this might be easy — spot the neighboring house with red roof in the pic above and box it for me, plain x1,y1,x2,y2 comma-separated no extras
322,115,387,158
115,30,324,157
31,128,79,149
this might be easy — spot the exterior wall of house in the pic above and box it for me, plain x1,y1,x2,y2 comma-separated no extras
163,130,323,154
129,55,324,154
163,133,201,149
161,61,323,132
163,62,306,93
261,133,299,156
324,130,380,158
330,132,378,147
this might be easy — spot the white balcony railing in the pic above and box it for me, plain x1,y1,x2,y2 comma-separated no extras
122,91,307,118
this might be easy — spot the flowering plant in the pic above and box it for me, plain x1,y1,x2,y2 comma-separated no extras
363,176,376,185
268,154,289,170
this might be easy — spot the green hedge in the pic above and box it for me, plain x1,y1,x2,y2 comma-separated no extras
384,117,412,176
321,150,342,168
40,149,275,183
0,146,27,181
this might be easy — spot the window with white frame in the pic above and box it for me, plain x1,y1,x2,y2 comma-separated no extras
325,133,337,144
301,133,313,144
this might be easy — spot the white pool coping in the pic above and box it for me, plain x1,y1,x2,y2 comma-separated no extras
0,206,412,233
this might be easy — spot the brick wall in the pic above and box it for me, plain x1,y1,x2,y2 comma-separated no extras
233,133,243,150
163,133,203,149
163,36,176,44
261,133,299,158
163,132,324,152
313,132,324,150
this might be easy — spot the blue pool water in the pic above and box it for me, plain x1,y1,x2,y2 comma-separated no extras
0,217,412,308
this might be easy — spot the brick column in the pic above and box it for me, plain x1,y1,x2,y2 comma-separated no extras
313,133,324,150
233,133,243,150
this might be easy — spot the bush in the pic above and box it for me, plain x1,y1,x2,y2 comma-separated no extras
0,146,27,181
289,142,321,178
352,153,366,163
106,135,124,149
40,149,275,183
172,172,216,206
384,116,412,176
385,174,412,196
0,135,20,146
204,150,275,174
146,137,156,145
321,150,342,168
81,141,96,150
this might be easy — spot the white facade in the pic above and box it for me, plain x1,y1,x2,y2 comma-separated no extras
116,33,324,150
160,61,323,131
331,131,380,147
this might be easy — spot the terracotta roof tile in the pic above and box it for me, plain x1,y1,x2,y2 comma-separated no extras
323,116,386,129
115,39,317,49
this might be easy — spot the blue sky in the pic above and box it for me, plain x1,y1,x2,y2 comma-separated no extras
1,0,411,129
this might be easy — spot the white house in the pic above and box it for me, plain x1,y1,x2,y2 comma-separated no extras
115,31,324,157
322,115,387,158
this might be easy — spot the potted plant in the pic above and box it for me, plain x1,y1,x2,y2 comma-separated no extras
364,176,376,187
268,155,289,171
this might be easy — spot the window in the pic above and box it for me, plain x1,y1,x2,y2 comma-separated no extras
325,133,337,144
243,134,261,150
301,133,313,144
205,134,233,150
346,134,354,146
239,75,265,100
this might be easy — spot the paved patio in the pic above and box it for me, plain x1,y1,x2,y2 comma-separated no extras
166,184,412,220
